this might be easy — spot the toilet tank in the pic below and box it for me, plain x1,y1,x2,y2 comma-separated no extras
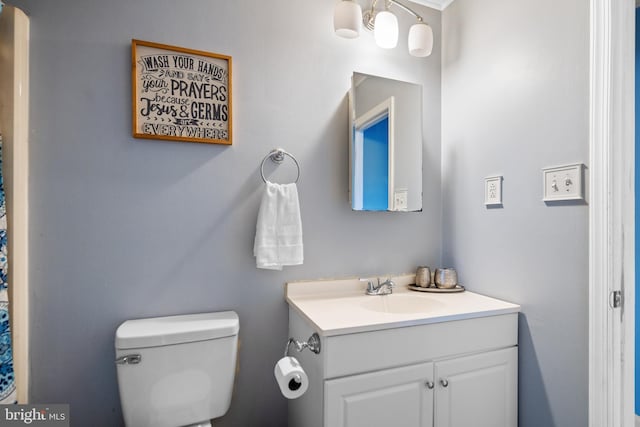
115,311,239,427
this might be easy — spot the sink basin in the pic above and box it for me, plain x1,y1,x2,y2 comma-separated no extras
359,294,443,314
286,275,521,335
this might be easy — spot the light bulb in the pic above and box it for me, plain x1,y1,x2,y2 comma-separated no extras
408,23,433,57
374,10,398,49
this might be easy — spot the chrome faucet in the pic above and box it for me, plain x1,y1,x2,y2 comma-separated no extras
360,278,395,296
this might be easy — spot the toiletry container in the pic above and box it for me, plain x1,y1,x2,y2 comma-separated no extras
115,311,239,427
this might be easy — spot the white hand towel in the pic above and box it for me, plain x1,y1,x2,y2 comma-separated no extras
254,182,303,270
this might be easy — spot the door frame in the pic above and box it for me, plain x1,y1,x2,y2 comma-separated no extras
0,5,30,404
589,0,635,426
352,97,396,210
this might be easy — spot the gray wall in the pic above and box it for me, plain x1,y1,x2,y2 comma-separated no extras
441,1,589,426
12,0,442,425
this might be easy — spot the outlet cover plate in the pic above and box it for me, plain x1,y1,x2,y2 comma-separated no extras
393,188,408,211
484,176,503,206
542,163,585,202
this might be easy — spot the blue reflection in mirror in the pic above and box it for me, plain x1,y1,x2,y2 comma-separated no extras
361,117,389,210
352,96,394,211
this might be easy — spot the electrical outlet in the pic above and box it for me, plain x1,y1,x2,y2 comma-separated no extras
394,189,408,211
542,163,584,201
484,176,503,206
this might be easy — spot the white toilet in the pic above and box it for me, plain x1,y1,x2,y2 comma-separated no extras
115,311,239,427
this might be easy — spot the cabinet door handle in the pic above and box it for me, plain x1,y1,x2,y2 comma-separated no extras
425,381,434,389
440,379,449,387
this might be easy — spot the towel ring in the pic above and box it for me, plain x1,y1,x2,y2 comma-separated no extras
260,148,300,184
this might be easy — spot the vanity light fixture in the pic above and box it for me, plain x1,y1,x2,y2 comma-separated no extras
333,0,363,38
373,7,399,49
333,0,434,57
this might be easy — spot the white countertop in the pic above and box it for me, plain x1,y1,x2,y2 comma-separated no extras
286,275,521,336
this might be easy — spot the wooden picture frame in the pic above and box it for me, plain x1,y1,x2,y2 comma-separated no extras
131,39,232,145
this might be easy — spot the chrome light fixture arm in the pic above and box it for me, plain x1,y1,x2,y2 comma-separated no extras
363,0,379,30
388,0,424,22
364,0,425,30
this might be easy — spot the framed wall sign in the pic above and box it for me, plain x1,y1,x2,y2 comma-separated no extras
132,39,232,145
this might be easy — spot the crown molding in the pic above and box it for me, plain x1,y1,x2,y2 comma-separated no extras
408,0,455,12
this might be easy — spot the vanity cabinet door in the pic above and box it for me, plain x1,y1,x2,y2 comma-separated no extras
324,362,434,427
434,347,517,427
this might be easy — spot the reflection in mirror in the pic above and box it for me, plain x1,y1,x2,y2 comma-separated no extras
349,73,422,211
353,97,394,210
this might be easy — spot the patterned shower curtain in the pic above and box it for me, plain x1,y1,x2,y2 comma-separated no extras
0,135,16,404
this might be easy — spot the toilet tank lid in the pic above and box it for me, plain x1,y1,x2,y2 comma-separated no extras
115,311,239,349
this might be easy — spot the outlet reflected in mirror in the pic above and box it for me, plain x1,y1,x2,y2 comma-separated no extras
349,73,422,211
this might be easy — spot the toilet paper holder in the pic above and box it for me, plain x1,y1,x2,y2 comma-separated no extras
284,333,321,357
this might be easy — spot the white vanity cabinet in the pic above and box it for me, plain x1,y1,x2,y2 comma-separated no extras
324,347,517,427
325,361,435,427
288,308,518,427
285,278,520,427
434,347,517,427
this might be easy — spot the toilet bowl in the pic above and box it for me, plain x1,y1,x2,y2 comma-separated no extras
115,311,239,427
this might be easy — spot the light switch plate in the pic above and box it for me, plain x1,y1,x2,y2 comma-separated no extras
542,163,584,202
484,176,503,206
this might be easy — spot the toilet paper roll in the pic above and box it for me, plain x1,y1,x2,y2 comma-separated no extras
274,356,308,399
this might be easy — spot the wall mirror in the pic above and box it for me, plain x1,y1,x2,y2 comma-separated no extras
349,72,423,211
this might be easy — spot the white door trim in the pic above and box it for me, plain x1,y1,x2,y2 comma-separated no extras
589,0,635,426
0,5,30,404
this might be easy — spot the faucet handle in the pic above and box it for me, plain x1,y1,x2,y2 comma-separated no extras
359,277,377,292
